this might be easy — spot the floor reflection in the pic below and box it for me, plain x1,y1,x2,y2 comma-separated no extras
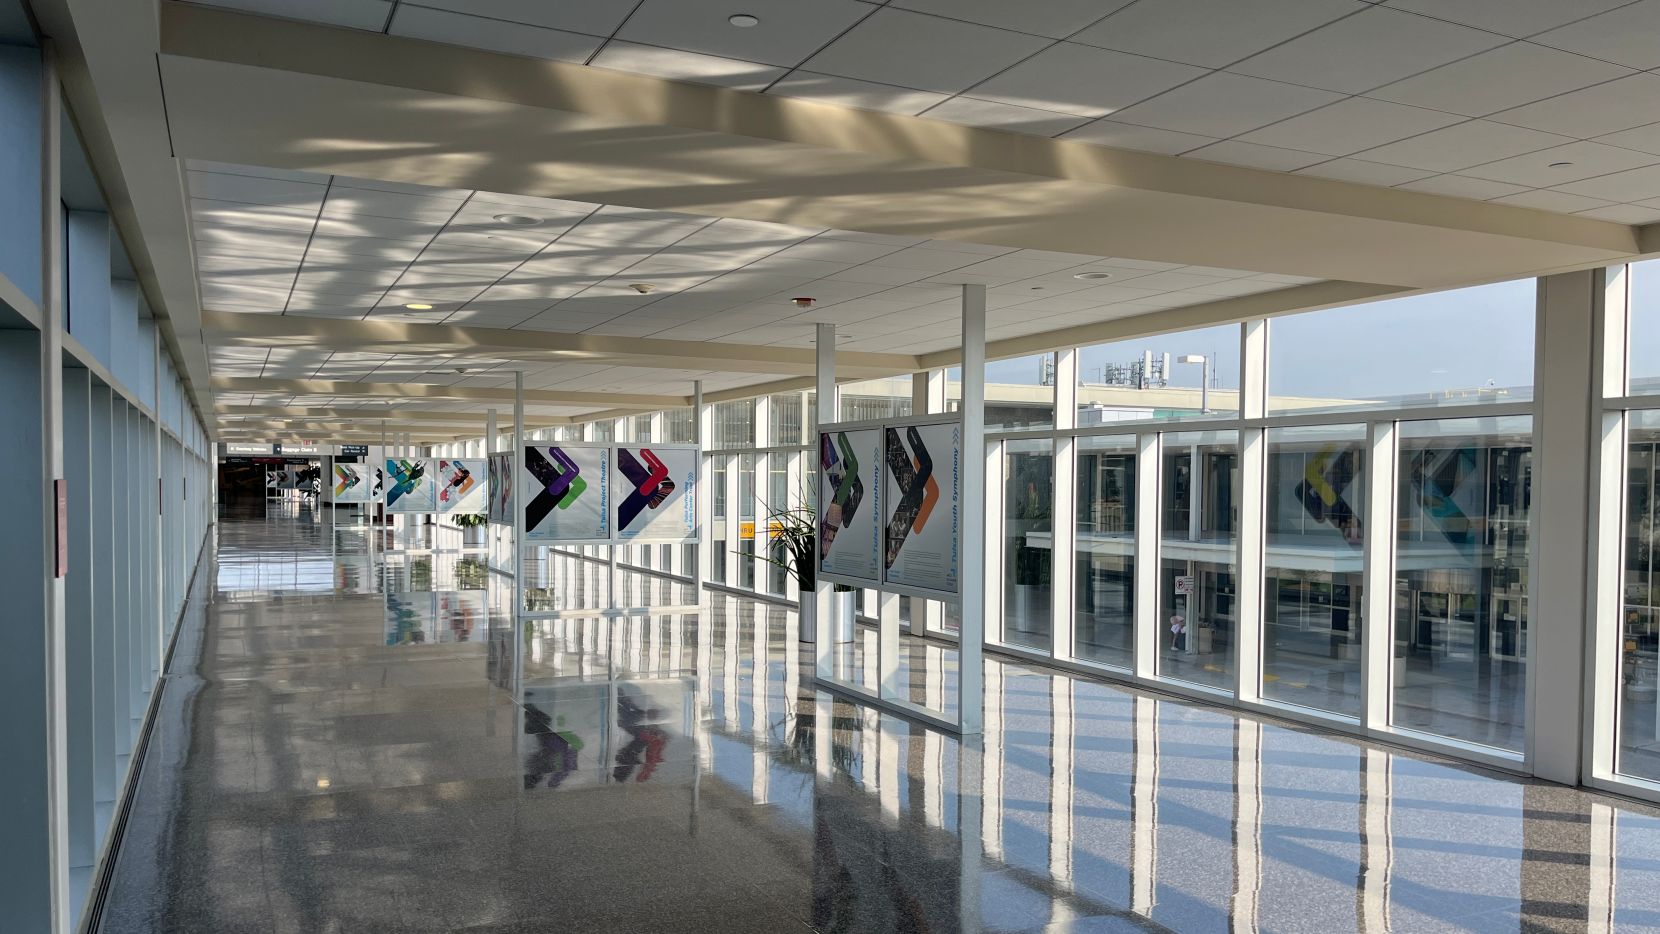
99,510,1660,934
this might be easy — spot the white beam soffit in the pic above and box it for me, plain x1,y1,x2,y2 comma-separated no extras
155,3,1640,291
208,375,684,409
199,311,920,379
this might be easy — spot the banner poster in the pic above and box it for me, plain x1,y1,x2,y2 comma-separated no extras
523,445,608,541
331,462,372,503
384,458,437,513
818,428,882,583
882,422,962,594
436,458,488,514
613,446,696,542
265,470,279,492
487,453,513,524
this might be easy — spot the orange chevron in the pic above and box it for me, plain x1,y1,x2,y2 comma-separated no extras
913,455,940,532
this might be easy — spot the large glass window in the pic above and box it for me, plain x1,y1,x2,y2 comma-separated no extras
768,394,804,446
711,457,728,584
948,353,1058,432
1620,410,1660,782
714,399,755,450
739,453,757,590
1263,425,1366,718
1075,435,1135,669
1269,280,1534,415
1077,325,1240,426
1631,260,1660,394
664,408,696,444
840,376,911,421
1159,430,1238,691
766,454,790,595
1393,417,1531,752
1003,440,1054,650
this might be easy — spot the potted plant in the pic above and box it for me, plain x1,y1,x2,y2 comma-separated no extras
759,482,856,644
453,512,488,548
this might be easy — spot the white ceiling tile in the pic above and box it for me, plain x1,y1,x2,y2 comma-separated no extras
1183,140,1328,171
195,0,391,30
1229,6,1507,94
1107,72,1342,139
1491,73,1660,139
867,247,988,272
617,0,875,67
1366,41,1632,117
967,43,1205,119
889,0,1127,38
1058,120,1216,154
1239,97,1463,156
1395,174,1530,199
1383,0,1632,38
802,8,1050,95
1293,158,1434,186
1555,163,1660,202
921,97,1090,136
1074,0,1365,68
186,159,329,184
324,188,465,223
188,171,327,208
587,42,785,91
1488,189,1614,213
1533,0,1660,70
412,0,638,37
1592,122,1660,157
765,72,947,115
388,6,602,63
1460,140,1659,187
1354,119,1573,172
1576,203,1660,223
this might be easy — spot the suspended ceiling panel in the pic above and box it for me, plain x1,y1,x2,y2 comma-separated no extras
178,0,1660,225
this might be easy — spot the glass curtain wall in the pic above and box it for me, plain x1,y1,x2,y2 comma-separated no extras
1075,435,1135,668
1264,425,1366,718
1158,430,1238,691
1392,417,1531,752
1621,411,1660,782
1003,440,1054,649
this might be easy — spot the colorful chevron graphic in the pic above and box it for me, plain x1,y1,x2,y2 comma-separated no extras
385,458,425,507
333,464,363,497
526,446,588,531
819,431,866,560
884,426,938,569
617,448,675,530
438,459,476,507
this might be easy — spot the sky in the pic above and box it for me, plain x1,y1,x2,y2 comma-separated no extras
980,277,1542,403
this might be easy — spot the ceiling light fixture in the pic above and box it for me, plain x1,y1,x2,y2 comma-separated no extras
729,13,759,27
1073,272,1113,280
404,302,434,310
1548,161,1574,168
493,213,541,226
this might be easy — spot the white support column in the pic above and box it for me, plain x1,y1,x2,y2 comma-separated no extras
694,381,712,594
1052,349,1078,661
1134,432,1161,681
1588,268,1629,783
1235,320,1269,703
753,394,771,592
1361,421,1398,734
912,369,946,635
1530,269,1607,784
813,323,836,678
512,372,525,623
960,285,987,734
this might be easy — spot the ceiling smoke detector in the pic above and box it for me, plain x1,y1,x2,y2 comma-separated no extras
493,213,541,227
728,13,759,26
793,296,816,308
629,282,657,294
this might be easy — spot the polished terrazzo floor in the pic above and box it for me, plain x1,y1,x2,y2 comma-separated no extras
97,505,1660,932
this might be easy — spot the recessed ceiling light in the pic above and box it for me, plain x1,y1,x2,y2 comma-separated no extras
1548,161,1574,168
493,213,541,226
729,13,759,27
1074,272,1113,280
404,302,434,310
